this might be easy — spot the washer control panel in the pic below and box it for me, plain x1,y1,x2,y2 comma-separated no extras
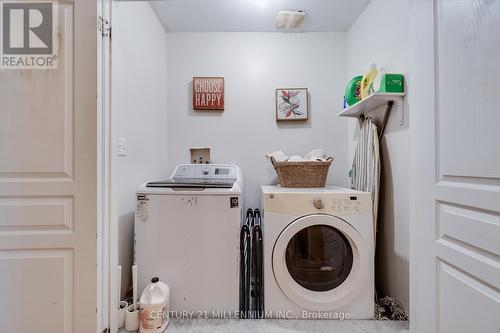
172,164,237,180
263,187,371,216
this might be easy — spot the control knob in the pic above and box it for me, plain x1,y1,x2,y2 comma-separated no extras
313,198,324,209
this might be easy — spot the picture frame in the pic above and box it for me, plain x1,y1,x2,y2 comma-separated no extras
193,77,225,111
275,88,308,121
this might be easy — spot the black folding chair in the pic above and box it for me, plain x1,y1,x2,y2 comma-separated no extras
252,209,264,318
239,209,253,318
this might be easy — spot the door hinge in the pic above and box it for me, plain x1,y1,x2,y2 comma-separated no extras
98,16,111,38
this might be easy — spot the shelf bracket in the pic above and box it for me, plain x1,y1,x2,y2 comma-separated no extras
396,98,404,126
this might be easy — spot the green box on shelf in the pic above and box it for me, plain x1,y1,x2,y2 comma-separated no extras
379,74,404,93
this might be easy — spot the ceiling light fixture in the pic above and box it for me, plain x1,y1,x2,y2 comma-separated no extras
275,10,306,29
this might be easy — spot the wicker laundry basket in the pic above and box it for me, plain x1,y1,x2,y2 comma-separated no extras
270,157,334,188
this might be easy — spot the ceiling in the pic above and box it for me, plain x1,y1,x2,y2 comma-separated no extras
149,0,371,32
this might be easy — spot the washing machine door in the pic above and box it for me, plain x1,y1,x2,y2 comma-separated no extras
272,214,369,311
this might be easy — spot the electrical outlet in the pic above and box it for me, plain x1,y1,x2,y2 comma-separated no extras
117,137,127,156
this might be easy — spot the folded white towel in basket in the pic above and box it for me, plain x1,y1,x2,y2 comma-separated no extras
265,150,289,162
304,149,327,161
288,155,305,162
266,149,327,162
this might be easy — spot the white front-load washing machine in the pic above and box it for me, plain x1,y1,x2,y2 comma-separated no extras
261,186,374,319
135,164,243,316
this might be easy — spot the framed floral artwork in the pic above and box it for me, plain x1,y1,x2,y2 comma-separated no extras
275,88,308,121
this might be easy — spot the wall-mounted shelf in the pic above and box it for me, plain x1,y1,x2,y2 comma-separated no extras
337,92,405,122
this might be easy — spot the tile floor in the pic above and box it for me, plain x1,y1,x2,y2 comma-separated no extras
119,319,409,333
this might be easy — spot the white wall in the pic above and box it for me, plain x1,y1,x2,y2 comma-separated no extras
166,32,349,208
112,2,168,298
347,0,410,311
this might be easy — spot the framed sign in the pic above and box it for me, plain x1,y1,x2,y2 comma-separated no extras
193,77,225,110
276,88,308,121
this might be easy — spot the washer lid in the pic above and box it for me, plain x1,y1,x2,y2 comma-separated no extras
137,182,242,196
148,164,237,187
139,164,242,195
272,214,369,311
146,179,234,188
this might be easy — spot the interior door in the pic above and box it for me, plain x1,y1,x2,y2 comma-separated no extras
0,0,97,332
410,1,500,332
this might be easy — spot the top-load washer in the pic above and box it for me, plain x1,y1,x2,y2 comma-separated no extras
261,186,374,319
135,164,243,316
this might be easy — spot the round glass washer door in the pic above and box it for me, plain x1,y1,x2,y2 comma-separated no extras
272,214,369,311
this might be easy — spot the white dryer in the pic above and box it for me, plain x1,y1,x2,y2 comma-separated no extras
261,186,374,319
135,164,243,316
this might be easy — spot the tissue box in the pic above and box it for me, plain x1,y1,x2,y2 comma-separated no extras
379,74,404,93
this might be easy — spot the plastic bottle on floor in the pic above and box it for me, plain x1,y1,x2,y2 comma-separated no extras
139,277,170,333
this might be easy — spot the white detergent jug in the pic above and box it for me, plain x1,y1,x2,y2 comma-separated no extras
139,277,170,333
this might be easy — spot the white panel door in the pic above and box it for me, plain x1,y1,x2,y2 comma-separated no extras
410,1,500,333
0,0,97,332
